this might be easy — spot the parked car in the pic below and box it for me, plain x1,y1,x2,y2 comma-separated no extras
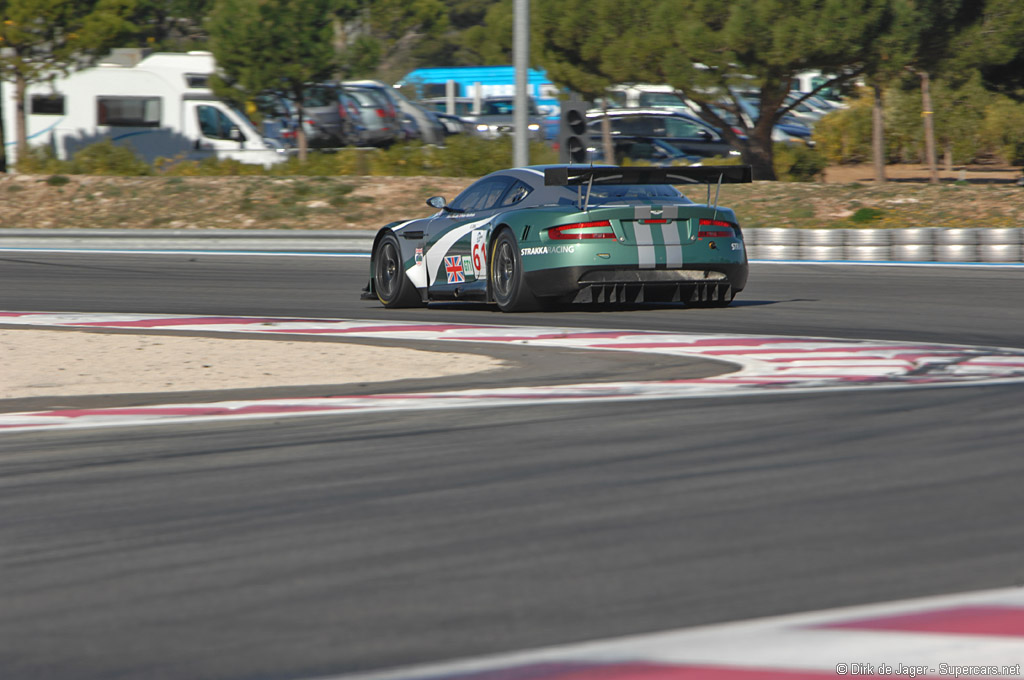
252,86,354,148
586,108,740,159
586,136,701,166
343,79,447,144
434,111,467,136
421,96,546,142
601,84,697,114
301,83,349,146
341,85,399,147
337,89,369,145
720,96,815,143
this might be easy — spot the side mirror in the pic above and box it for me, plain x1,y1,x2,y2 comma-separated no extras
230,127,245,143
426,196,447,209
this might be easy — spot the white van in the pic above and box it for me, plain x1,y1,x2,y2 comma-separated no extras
3,51,288,168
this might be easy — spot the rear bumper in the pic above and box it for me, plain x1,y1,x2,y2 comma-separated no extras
525,262,748,301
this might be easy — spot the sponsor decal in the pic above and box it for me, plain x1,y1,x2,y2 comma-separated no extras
521,245,576,256
414,248,424,264
731,242,744,251
444,255,465,284
471,230,488,279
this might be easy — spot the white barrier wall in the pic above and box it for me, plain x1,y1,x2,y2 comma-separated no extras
744,228,1024,262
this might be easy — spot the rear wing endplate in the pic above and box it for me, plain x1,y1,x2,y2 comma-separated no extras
544,165,752,187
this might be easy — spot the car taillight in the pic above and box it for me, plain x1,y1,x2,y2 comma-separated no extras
698,218,736,238
547,220,616,240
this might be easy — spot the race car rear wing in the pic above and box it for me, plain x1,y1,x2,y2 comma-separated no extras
545,165,752,214
544,165,752,187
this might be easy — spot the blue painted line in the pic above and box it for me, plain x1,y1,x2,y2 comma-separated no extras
751,259,1024,268
0,247,370,258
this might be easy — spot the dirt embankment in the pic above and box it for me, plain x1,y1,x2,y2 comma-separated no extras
1,163,1021,232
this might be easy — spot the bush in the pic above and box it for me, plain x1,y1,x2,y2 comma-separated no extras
850,207,885,223
813,92,874,164
15,146,70,174
18,136,546,177
68,140,153,175
933,74,988,165
774,143,827,181
980,98,1024,165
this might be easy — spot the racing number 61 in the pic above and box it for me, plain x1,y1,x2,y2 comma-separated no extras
471,230,487,277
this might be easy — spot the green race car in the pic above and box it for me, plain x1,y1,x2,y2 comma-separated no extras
365,164,752,312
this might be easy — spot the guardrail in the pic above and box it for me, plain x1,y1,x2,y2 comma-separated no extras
0,229,376,253
2,227,1023,262
745,227,1024,263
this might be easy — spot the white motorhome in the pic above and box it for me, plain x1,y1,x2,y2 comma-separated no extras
3,51,287,167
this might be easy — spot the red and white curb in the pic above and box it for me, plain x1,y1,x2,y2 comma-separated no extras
3,311,1024,433
315,587,1024,680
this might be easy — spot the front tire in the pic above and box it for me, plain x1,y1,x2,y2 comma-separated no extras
490,229,541,312
373,232,423,308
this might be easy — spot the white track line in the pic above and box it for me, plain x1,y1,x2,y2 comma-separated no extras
307,586,1024,680
3,312,1024,433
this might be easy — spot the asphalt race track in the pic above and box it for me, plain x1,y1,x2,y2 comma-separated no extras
2,252,1024,679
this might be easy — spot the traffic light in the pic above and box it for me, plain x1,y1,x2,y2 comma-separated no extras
558,100,590,164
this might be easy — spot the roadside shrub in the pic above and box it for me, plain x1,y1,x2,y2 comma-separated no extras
884,86,924,163
850,207,885,223
373,141,445,175
774,143,827,182
11,135,554,178
15,145,71,174
68,140,153,175
980,98,1024,165
812,92,873,164
933,74,988,165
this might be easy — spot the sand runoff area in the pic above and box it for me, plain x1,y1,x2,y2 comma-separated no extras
1,329,503,399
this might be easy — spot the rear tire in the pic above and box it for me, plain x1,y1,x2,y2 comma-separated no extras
490,229,542,312
373,232,423,308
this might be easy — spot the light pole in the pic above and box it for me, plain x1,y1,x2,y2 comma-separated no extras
513,0,529,167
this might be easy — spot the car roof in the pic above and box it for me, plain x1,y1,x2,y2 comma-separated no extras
587,108,706,120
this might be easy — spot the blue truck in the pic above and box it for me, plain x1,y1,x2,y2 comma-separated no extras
395,66,562,119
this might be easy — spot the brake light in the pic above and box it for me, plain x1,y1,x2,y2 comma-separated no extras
547,220,615,240
698,218,735,238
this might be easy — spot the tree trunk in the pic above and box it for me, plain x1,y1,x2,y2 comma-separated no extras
15,74,29,164
920,71,939,185
0,78,6,173
872,84,886,183
744,129,775,181
296,101,308,163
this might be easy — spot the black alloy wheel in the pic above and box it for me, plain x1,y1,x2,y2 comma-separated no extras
373,232,423,307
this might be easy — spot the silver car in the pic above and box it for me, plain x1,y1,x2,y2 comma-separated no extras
343,79,447,145
342,85,399,147
421,96,546,142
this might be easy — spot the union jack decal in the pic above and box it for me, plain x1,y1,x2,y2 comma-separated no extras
444,256,465,284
